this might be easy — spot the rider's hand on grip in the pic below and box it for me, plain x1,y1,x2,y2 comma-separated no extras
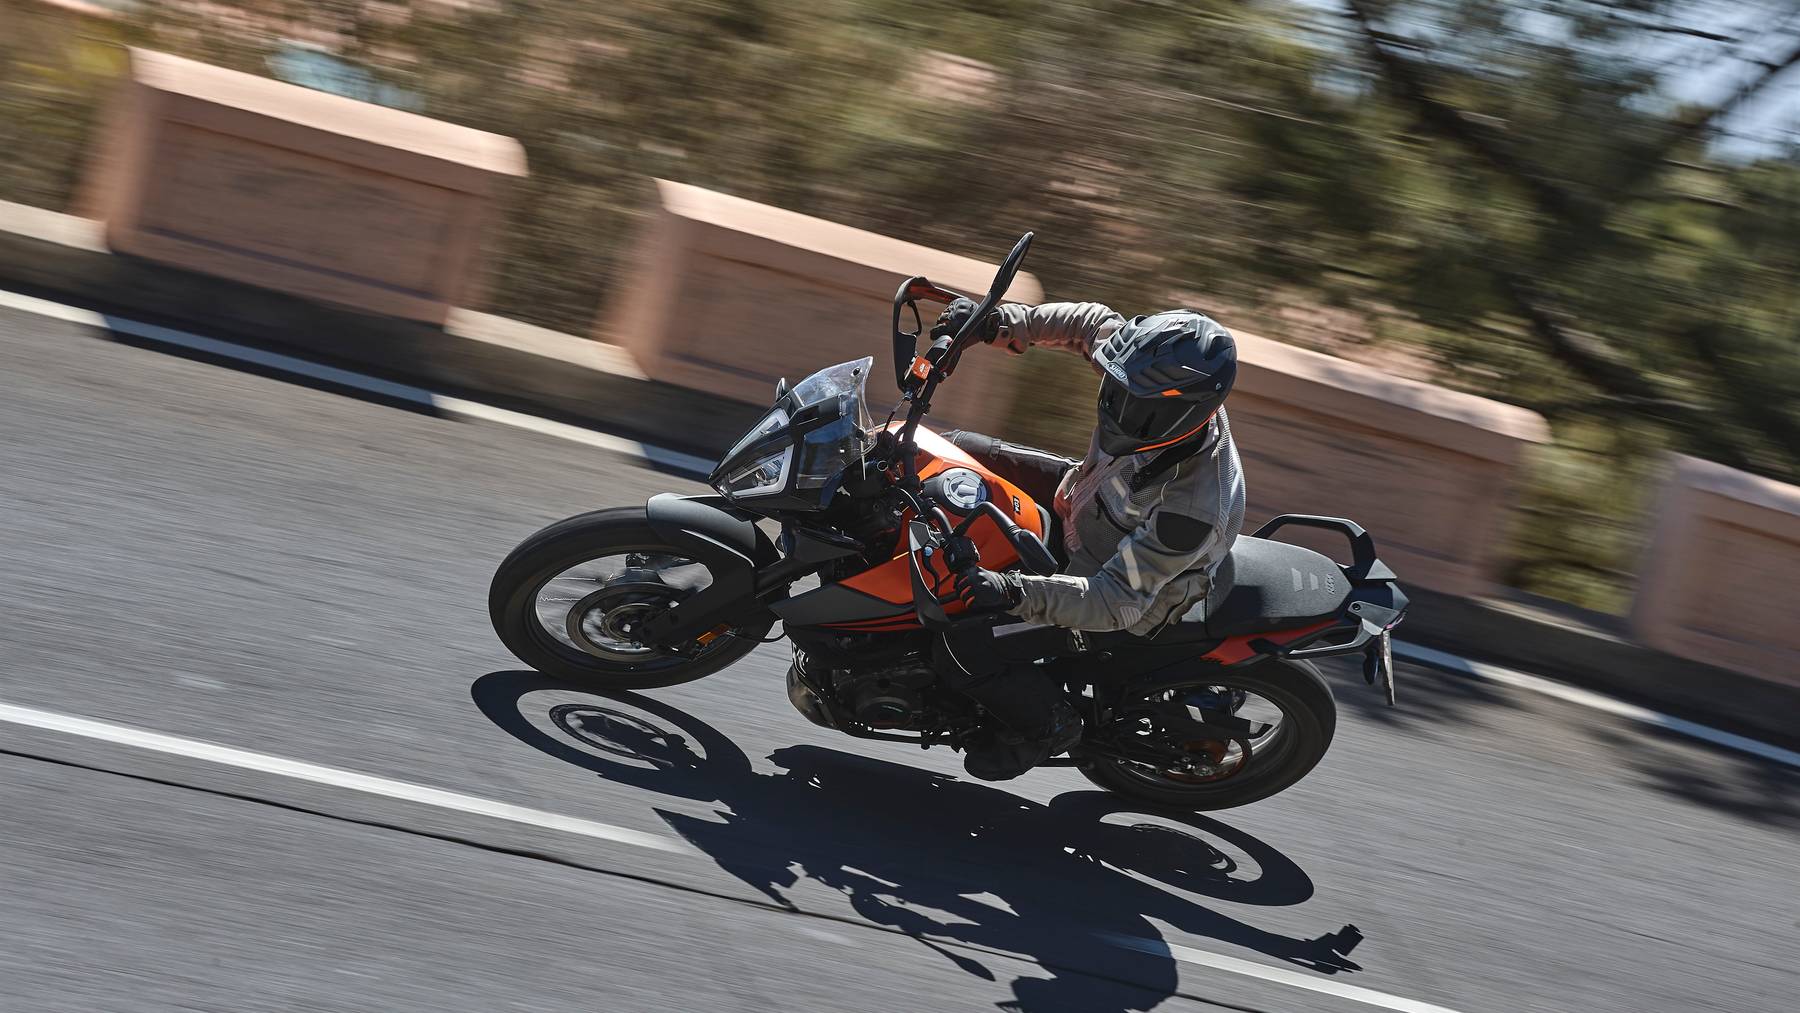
956,567,1023,612
932,297,999,344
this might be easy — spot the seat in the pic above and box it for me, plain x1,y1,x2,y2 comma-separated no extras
1199,536,1350,638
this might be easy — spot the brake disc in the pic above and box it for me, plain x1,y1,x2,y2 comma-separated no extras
565,581,682,659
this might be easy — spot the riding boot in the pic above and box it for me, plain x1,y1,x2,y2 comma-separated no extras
962,698,1084,782
934,630,1083,781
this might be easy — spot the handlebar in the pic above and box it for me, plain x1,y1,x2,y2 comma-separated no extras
891,233,1032,391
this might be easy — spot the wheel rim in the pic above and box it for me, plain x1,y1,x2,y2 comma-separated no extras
529,550,735,672
1106,680,1293,791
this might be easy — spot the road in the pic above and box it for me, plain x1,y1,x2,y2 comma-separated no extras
1,300,1796,1013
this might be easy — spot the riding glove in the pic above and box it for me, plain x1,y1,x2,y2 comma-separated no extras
932,297,1000,344
956,567,1024,612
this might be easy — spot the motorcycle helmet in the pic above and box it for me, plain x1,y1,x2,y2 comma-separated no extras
1093,310,1237,456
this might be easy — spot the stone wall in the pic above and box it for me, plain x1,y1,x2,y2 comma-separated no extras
1225,333,1550,599
83,49,525,325
601,179,1044,434
1631,456,1800,686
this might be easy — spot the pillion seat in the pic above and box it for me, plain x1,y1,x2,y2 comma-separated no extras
1197,536,1351,637
1138,535,1352,646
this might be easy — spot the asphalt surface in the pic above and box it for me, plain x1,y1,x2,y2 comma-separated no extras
1,301,1796,1013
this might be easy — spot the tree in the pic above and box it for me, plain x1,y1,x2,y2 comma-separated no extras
1338,0,1800,480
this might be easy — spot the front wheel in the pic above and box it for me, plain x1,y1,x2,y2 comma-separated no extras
1078,658,1336,811
488,508,770,689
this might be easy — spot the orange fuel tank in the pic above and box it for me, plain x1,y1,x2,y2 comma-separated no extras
790,425,1049,632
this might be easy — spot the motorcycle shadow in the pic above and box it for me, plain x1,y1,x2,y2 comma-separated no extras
472,669,1364,1013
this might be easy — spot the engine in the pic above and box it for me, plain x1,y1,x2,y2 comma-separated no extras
786,646,937,730
835,657,938,728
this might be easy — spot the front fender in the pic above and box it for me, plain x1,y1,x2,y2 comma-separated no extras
645,493,777,570
638,493,778,644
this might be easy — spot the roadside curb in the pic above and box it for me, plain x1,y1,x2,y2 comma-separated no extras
1396,587,1799,753
0,199,767,458
1390,642,1800,770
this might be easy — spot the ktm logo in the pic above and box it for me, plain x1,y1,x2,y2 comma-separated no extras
1292,569,1328,592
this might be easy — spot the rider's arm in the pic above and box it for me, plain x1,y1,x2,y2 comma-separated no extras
1009,504,1228,632
991,302,1124,362
1006,507,1221,632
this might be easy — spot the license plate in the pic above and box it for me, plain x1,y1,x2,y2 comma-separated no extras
1377,629,1396,706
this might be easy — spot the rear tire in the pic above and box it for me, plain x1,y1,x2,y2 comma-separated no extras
1079,658,1336,811
488,508,769,689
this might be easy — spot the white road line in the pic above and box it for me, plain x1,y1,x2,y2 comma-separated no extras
1,697,1466,1013
0,700,693,855
0,288,714,477
1392,642,1800,771
435,396,713,475
2,284,1795,772
0,288,442,406
1102,933,1465,1013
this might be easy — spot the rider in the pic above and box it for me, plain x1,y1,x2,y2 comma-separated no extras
933,298,1246,781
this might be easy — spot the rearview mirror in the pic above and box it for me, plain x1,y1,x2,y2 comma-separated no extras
986,232,1033,307
1013,530,1058,577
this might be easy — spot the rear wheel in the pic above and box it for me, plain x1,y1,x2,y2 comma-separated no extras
489,508,771,689
1079,659,1335,811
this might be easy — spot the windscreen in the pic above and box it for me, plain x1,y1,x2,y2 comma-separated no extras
791,357,874,494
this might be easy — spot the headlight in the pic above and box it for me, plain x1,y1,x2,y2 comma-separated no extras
718,445,793,498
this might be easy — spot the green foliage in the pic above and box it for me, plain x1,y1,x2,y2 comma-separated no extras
0,4,139,212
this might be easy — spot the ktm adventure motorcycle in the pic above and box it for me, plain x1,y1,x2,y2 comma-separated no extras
490,233,1408,810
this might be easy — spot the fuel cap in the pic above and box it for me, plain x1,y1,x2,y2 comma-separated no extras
925,467,988,513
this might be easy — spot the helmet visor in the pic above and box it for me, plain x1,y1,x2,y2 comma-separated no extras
1097,377,1218,454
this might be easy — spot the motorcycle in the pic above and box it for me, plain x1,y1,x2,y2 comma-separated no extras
489,233,1408,810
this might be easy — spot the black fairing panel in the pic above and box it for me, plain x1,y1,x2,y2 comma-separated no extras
1203,536,1351,637
772,584,910,625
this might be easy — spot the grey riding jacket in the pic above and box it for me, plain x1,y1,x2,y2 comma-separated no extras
991,302,1247,636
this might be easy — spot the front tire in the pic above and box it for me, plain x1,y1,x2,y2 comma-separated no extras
1079,658,1336,811
489,508,770,689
